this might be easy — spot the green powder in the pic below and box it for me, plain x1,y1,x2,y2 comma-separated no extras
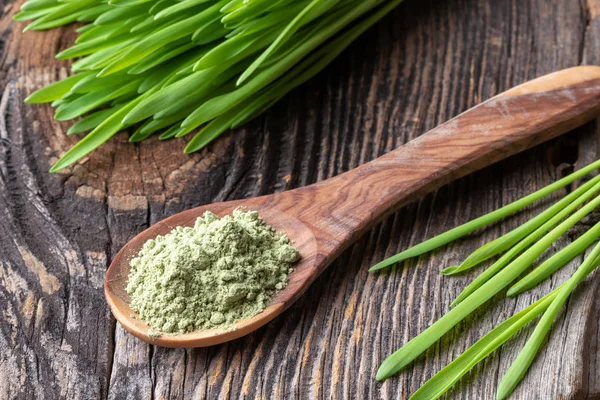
126,209,299,335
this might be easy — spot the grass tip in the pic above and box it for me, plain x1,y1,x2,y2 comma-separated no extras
505,285,521,297
121,115,135,126
449,298,461,307
236,73,249,87
369,261,391,272
53,111,70,121
495,385,511,400
375,368,388,382
49,163,62,173
441,266,459,275
375,357,403,382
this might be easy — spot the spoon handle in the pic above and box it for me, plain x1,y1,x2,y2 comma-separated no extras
288,66,600,260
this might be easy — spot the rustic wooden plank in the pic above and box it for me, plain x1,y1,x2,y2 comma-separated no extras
0,0,598,399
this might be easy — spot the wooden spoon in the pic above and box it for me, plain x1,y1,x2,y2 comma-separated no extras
106,66,600,348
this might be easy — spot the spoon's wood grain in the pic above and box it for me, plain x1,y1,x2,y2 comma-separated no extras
105,66,600,348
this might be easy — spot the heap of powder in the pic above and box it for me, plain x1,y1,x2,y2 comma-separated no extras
126,209,299,334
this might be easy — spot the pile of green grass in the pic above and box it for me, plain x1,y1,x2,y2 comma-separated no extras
15,0,404,171
373,159,600,399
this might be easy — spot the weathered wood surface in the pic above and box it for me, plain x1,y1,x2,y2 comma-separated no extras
0,0,599,399
106,67,600,349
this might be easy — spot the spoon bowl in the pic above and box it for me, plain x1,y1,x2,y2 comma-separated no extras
105,66,600,347
105,197,320,347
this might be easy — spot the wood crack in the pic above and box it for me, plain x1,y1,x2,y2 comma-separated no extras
580,0,591,64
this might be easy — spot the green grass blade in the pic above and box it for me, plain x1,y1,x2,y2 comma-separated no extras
191,17,229,44
109,92,139,107
20,0,59,12
376,193,600,380
410,286,561,400
184,0,401,142
448,174,600,276
76,22,121,43
237,0,395,127
158,124,181,140
183,1,377,129
23,0,101,30
508,217,600,295
450,178,600,305
192,28,277,71
71,40,136,71
224,3,308,40
67,106,124,135
25,0,97,25
451,176,600,274
221,0,287,26
24,13,83,30
135,48,206,93
54,79,141,120
149,0,178,16
129,105,192,141
76,24,96,33
99,0,228,76
51,99,65,107
57,33,136,59
14,7,60,21
448,245,524,306
229,89,280,129
78,16,146,44
93,2,151,25
184,106,241,153
237,0,326,84
25,72,92,103
127,38,198,74
154,0,213,20
370,160,600,271
109,0,153,6
128,14,158,33
153,76,237,120
50,87,158,172
75,4,112,22
496,240,600,399
129,122,156,142
71,69,134,93
123,67,219,124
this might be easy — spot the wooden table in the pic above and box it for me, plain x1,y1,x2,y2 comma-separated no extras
1,0,599,398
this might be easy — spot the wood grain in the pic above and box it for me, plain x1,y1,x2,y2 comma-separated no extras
105,66,600,348
1,0,600,398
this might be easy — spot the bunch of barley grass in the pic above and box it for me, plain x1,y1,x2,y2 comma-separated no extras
15,0,404,171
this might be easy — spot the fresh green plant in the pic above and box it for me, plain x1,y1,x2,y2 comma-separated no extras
373,162,600,399
370,159,600,272
16,0,405,172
